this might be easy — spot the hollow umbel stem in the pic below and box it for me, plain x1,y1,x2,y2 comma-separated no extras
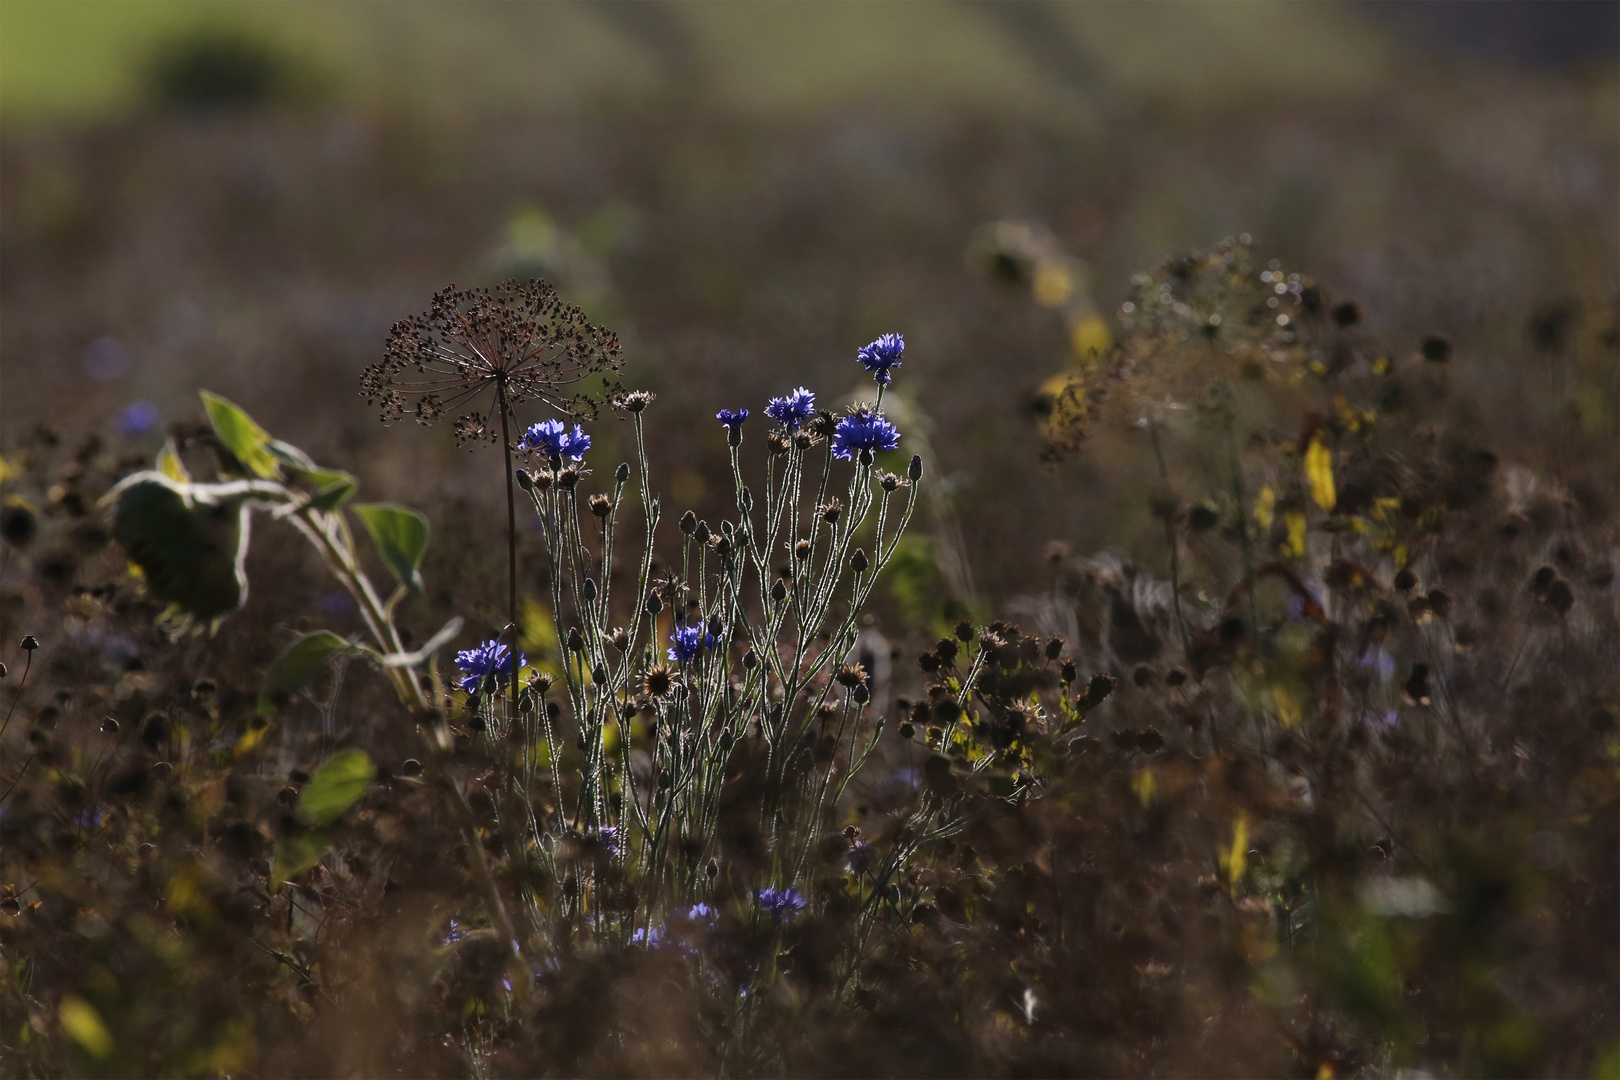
497,380,520,729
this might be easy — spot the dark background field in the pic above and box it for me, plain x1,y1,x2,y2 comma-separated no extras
3,0,1615,620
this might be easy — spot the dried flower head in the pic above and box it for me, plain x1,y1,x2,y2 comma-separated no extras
361,279,621,445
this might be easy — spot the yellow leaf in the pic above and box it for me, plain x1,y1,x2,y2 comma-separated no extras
1068,314,1112,361
233,721,272,758
1032,260,1073,307
59,996,112,1060
1254,485,1275,532
1131,767,1156,807
1285,511,1307,558
1304,436,1336,510
0,454,15,487
1220,812,1250,889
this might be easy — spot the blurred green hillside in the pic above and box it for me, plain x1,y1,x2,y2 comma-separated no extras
1,0,1399,125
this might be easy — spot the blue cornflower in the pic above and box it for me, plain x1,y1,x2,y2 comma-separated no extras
522,419,591,462
455,638,525,695
686,902,719,924
831,412,901,461
667,623,717,664
757,887,807,923
765,387,816,431
856,333,904,386
845,840,875,876
631,925,663,949
599,826,624,858
716,409,750,435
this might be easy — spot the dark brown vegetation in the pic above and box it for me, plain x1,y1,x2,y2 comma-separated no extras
0,238,1614,1076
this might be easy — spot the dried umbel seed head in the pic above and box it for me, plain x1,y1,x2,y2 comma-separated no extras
642,667,673,697
362,280,622,443
819,500,842,525
680,511,697,535
795,539,812,561
767,431,791,456
557,468,580,490
836,664,868,688
590,494,612,518
851,548,869,573
615,389,655,413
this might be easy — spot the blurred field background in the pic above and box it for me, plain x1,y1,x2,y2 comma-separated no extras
2,0,1616,618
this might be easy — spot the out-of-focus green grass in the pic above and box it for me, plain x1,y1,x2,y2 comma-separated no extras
0,0,1398,127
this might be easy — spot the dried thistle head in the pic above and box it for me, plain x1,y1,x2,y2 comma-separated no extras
361,279,622,445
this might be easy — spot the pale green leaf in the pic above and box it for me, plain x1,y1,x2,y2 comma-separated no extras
352,502,428,592
201,390,281,479
259,630,352,716
295,748,376,827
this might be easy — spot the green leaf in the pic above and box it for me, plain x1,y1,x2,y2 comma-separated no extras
108,473,249,621
259,630,353,716
352,502,429,592
295,748,376,828
286,463,358,512
201,391,281,480
156,439,191,483
272,827,335,886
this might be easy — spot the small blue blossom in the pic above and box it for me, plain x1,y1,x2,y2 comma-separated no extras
832,412,901,461
765,387,816,431
119,401,160,437
846,840,875,876
521,419,592,462
685,902,718,924
856,333,904,386
631,925,663,949
599,826,624,858
668,623,717,665
455,638,525,695
757,887,807,923
716,409,750,435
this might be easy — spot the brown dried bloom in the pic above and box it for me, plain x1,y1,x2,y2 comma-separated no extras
361,279,622,445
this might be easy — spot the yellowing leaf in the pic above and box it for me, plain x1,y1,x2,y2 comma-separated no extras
1254,485,1275,532
1273,686,1301,729
1304,436,1336,510
0,454,16,487
156,440,190,483
1285,511,1307,558
59,996,112,1060
200,391,281,480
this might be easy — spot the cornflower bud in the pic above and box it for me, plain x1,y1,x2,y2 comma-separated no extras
693,520,711,543
908,454,923,481
770,580,788,603
568,628,585,653
20,635,39,651
615,462,631,483
516,469,535,491
646,594,663,615
582,577,598,602
742,651,759,669
1045,637,1065,660
592,665,608,684
740,486,753,511
851,548,869,573
853,683,870,705
680,511,697,534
